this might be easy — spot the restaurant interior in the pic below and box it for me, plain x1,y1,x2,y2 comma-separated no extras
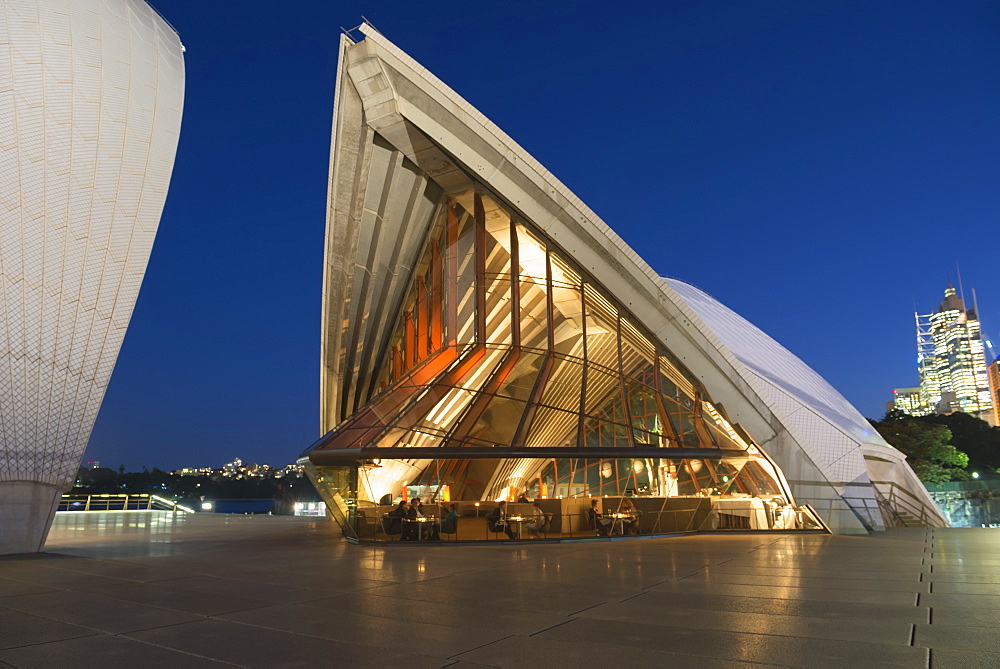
306,179,826,542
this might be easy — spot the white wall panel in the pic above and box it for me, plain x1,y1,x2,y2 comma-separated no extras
0,0,184,553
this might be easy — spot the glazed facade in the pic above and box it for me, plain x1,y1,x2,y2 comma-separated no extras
305,25,941,538
307,181,809,539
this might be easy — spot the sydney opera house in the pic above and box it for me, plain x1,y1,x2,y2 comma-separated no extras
302,25,946,540
0,0,184,554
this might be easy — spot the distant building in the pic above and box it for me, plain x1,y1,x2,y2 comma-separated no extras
897,285,994,424
276,463,304,479
172,467,213,477
988,358,1000,426
889,388,928,416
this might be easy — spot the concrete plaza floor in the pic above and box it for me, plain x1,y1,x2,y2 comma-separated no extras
0,513,996,667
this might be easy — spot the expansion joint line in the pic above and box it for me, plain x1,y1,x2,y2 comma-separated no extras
447,633,515,656
530,618,580,637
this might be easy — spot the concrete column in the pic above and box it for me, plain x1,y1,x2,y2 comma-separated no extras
0,482,64,555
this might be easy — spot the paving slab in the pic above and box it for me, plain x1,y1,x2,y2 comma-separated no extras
2,513,986,668
302,592,566,636
0,634,230,668
931,607,1000,628
646,579,919,605
929,581,1000,595
0,577,60,598
451,633,775,668
616,590,930,623
0,608,98,650
125,619,447,668
150,574,346,604
920,592,1000,609
928,565,1000,575
930,647,1000,669
703,565,925,580
914,623,999,653
577,601,913,645
683,571,929,592
0,564,135,590
362,579,609,616
73,579,275,616
220,603,508,657
537,617,927,667
924,573,1000,584
0,589,202,634
30,559,201,583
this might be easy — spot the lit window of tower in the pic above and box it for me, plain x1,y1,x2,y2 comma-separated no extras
912,285,994,423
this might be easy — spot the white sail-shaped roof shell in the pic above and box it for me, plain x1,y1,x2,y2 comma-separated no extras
665,279,946,529
0,0,184,553
320,25,942,534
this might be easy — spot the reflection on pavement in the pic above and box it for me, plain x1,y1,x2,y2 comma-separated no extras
45,511,328,559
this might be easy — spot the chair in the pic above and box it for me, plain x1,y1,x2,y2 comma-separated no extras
629,510,643,535
440,518,458,541
528,513,552,539
587,509,610,536
486,519,506,539
381,515,402,540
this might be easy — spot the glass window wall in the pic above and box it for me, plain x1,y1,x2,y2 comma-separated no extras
307,158,824,541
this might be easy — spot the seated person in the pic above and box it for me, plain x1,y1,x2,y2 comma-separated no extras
620,498,640,535
516,493,529,503
407,497,440,540
383,500,406,536
440,503,459,535
586,499,612,536
526,502,547,537
422,500,443,540
486,501,517,539
400,499,421,541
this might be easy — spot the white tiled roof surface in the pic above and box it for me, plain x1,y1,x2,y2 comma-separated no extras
0,0,184,488
664,278,884,488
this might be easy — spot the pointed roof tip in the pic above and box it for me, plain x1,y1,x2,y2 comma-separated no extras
340,16,381,43
938,284,966,313
359,16,384,36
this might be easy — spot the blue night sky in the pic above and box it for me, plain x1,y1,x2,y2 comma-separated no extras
86,1,1000,471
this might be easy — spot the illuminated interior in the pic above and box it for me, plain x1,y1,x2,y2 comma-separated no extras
305,174,824,541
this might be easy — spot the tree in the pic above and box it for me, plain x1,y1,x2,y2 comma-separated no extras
870,412,969,485
918,412,1000,475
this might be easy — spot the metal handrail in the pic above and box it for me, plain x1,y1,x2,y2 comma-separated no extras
58,494,194,513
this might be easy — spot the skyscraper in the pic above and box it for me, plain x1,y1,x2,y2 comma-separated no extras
987,357,1000,427
889,387,928,416
898,285,994,423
